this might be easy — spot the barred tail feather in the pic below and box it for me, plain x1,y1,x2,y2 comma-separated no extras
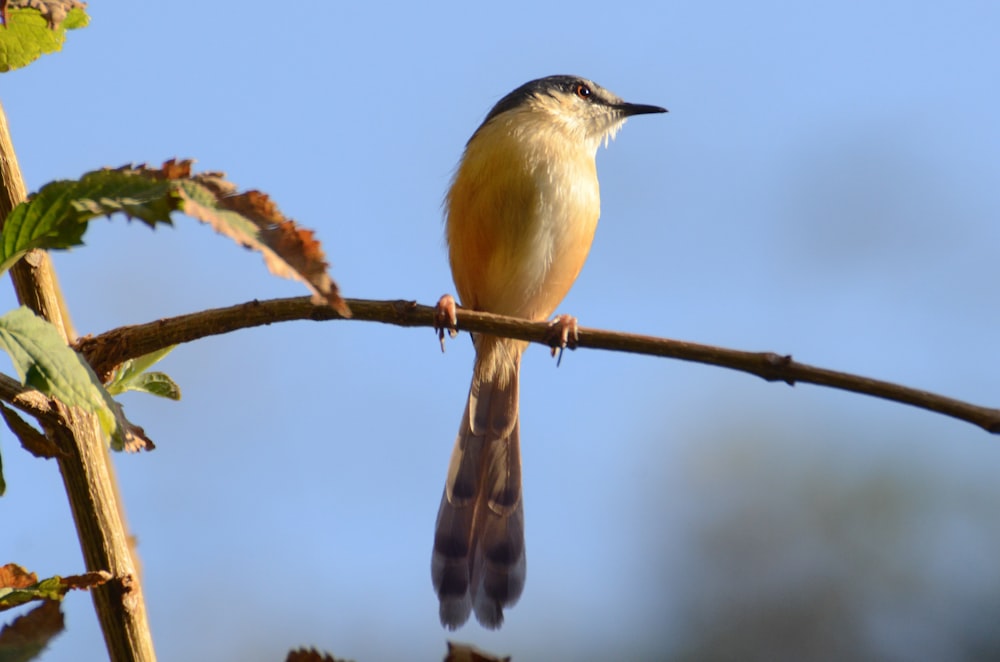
432,347,525,629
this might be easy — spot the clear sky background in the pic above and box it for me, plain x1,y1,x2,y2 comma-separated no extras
3,1,1000,660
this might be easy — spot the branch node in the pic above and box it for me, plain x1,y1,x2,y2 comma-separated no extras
756,352,795,385
395,299,420,318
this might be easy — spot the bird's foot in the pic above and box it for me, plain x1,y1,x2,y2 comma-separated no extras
434,294,459,352
545,314,579,366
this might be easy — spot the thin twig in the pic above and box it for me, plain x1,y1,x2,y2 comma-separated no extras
75,296,1000,434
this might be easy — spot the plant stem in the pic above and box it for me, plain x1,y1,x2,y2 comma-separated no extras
0,101,156,661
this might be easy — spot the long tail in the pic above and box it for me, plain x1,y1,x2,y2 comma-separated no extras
432,337,526,629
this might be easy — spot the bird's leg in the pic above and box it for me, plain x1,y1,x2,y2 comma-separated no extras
434,294,459,352
545,314,579,366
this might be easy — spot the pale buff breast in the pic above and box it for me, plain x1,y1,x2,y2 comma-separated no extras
446,114,601,321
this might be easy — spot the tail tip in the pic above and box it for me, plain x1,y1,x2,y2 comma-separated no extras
439,596,473,630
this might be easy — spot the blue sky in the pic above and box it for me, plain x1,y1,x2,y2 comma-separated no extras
3,1,1000,660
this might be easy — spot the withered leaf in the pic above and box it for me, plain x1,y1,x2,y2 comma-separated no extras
2,159,350,313
4,0,84,28
0,565,36,590
0,565,111,612
285,647,354,662
176,181,350,316
0,599,64,661
57,570,110,591
445,641,512,662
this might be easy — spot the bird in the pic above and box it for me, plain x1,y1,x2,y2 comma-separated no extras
431,75,666,629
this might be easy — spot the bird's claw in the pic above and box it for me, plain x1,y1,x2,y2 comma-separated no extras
434,294,459,352
545,314,579,366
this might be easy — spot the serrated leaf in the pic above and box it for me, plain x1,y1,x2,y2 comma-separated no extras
0,160,350,314
285,649,354,662
175,178,350,315
0,307,117,440
0,168,179,273
0,565,36,590
0,2,89,73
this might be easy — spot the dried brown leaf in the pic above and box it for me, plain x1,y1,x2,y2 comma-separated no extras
445,641,512,662
82,159,349,315
5,0,84,28
123,158,352,315
0,599,64,659
108,400,155,452
188,187,350,316
152,158,191,180
121,420,154,452
57,570,110,591
0,565,36,590
285,647,353,662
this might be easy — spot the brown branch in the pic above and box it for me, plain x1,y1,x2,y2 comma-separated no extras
76,296,1000,434
0,101,155,662
0,371,59,421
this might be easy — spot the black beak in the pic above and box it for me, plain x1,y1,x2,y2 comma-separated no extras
619,102,668,117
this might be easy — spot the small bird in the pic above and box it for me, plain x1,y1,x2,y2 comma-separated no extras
431,75,666,629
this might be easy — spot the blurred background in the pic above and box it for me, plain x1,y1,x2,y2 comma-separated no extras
3,1,1000,660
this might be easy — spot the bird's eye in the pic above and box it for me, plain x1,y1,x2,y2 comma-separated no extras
575,83,592,99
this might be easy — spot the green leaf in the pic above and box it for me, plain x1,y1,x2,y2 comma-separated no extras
0,4,89,73
0,168,179,273
104,346,174,393
105,346,181,400
0,307,117,439
0,586,39,612
0,567,58,613
121,372,181,400
0,160,349,312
